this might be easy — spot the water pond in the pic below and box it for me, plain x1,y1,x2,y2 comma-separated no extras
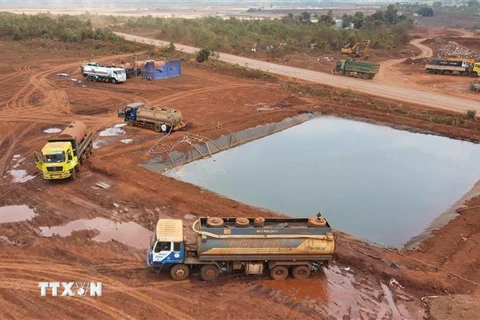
165,117,480,247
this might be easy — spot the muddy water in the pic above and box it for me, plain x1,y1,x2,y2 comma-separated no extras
39,218,151,249
262,266,420,318
165,116,480,247
0,205,36,223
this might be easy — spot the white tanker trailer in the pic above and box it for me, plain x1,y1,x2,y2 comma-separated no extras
82,65,126,83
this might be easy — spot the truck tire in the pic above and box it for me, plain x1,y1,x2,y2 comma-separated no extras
70,167,77,180
345,71,350,77
200,265,220,281
127,120,134,126
154,123,162,132
270,266,288,280
206,217,224,228
170,264,190,281
362,73,369,80
111,79,117,84
291,266,311,280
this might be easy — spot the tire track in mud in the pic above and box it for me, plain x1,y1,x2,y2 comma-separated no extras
149,83,258,106
0,258,195,320
0,56,129,185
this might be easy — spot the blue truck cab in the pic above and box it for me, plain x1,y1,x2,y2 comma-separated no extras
118,102,145,122
147,219,185,270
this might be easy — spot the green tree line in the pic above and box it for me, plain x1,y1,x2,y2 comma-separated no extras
0,12,121,42
118,6,414,55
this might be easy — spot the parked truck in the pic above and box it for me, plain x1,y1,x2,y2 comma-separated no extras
425,58,479,77
34,121,93,180
118,102,186,133
332,59,379,79
82,64,127,83
147,215,335,281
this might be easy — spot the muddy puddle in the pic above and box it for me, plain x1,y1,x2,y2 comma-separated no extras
166,116,480,247
39,218,151,249
0,205,37,223
263,265,421,319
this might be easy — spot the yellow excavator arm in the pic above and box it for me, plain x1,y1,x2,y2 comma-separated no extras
341,40,370,59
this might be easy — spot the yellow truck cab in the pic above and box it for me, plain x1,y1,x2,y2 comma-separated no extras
474,63,480,77
34,121,93,180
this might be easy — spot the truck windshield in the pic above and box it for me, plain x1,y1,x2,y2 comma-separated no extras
44,152,65,163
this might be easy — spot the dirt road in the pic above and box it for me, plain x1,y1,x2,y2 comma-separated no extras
115,32,480,114
2,37,480,319
376,38,433,85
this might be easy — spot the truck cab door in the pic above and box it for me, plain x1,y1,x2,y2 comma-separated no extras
33,152,44,171
152,241,173,264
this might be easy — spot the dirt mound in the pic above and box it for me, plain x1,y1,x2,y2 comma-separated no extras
425,295,480,320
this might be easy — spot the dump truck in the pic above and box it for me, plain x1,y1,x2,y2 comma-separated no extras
34,121,93,180
425,58,479,77
82,64,126,83
147,215,335,281
118,102,186,133
471,80,480,92
332,59,379,79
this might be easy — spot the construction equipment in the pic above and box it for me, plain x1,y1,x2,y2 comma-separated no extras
118,102,186,134
471,80,480,92
341,40,371,58
147,214,335,281
425,57,479,77
332,59,379,79
34,121,93,180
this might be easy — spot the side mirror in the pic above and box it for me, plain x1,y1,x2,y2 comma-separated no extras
34,152,43,171
117,108,125,118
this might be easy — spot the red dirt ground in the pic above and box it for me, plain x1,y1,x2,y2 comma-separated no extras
1,26,480,319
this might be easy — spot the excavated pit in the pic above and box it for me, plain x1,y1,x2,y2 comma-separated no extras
143,115,480,248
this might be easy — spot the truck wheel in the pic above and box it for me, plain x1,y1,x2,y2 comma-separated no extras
270,266,288,280
170,264,190,281
154,123,162,132
70,168,77,180
111,79,116,84
200,265,220,281
291,266,311,280
127,120,134,126
362,73,369,80
345,71,350,77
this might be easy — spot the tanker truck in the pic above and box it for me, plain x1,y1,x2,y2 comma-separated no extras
82,64,126,83
332,59,380,79
147,215,335,281
34,121,93,180
118,102,186,133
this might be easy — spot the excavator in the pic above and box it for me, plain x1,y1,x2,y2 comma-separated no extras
341,40,371,59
